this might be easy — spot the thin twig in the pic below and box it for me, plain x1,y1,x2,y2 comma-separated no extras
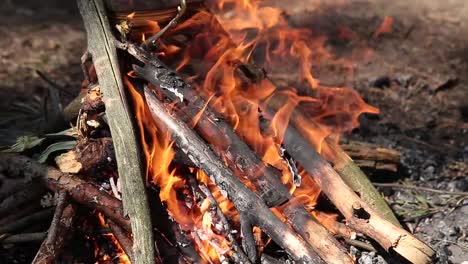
46,190,68,243
373,182,468,196
36,70,75,97
1,232,46,244
141,0,186,50
344,238,377,252
0,208,54,234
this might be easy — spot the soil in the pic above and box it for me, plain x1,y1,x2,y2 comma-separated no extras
0,0,467,263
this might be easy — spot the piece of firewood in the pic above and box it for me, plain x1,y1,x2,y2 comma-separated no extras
108,220,134,263
131,55,352,264
144,87,324,264
339,140,400,173
76,1,156,264
0,232,47,244
0,208,54,235
0,153,131,231
0,181,45,218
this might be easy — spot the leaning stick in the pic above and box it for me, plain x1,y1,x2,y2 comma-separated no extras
76,0,156,263
275,116,435,264
144,87,324,264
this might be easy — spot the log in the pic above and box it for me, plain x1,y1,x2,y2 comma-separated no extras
0,208,54,235
0,181,45,218
0,153,131,231
45,167,131,232
340,140,400,173
276,117,435,264
76,0,156,263
144,87,324,264
131,58,352,264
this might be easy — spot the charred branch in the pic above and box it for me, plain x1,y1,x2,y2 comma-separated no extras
0,232,47,244
130,49,352,264
0,208,54,235
131,62,289,207
144,87,324,263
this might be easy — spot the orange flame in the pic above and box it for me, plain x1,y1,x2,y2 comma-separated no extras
373,16,394,38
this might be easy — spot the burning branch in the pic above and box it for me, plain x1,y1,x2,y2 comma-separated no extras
144,87,324,263
130,50,353,264
277,118,435,263
76,0,156,263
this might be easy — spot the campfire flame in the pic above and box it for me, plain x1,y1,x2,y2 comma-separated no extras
125,0,380,262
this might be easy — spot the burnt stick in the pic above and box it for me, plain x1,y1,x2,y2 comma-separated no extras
144,87,324,263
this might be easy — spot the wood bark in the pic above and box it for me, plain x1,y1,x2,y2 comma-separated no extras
109,220,135,263
76,1,156,263
144,87,324,264
0,153,131,231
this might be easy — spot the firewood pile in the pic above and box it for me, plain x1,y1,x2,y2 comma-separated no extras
0,0,436,263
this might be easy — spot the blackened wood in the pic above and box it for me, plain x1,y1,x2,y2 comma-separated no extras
144,87,324,264
76,0,156,263
0,181,45,218
44,191,68,244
